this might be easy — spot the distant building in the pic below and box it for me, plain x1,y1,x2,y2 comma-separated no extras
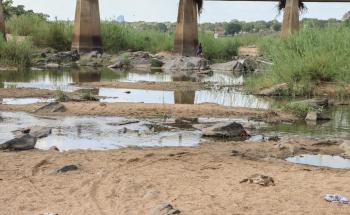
116,15,125,23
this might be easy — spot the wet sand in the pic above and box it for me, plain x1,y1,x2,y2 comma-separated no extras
0,141,349,215
0,101,298,123
79,81,211,91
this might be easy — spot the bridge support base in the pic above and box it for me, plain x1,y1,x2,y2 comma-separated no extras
281,0,300,37
0,0,5,39
72,0,102,53
174,0,198,56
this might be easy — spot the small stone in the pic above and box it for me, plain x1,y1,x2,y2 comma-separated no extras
240,174,275,187
49,164,80,175
149,203,181,215
49,146,60,152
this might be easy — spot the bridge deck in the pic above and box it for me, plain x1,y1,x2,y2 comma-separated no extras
206,0,350,2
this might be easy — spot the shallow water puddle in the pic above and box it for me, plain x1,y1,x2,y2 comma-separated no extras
99,88,269,109
286,154,350,169
0,112,201,151
1,98,55,105
260,106,350,140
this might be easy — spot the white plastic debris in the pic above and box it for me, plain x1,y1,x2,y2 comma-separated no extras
324,194,349,204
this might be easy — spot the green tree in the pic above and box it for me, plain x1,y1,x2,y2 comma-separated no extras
2,0,48,20
224,21,242,35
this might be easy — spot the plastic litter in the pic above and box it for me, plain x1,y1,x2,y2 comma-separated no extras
324,194,349,204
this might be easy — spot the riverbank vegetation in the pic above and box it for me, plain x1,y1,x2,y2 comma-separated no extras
247,25,350,96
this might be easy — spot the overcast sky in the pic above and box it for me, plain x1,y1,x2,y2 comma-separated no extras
12,0,350,22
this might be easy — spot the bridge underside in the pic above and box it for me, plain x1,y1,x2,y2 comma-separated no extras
69,0,349,54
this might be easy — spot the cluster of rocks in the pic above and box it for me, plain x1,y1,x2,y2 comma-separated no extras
33,50,80,69
0,126,52,151
210,56,271,75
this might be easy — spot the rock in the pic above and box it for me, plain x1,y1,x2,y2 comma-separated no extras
45,63,60,69
202,122,249,138
15,126,52,139
29,126,52,139
240,174,275,187
210,60,243,72
0,134,37,151
294,98,329,109
150,58,164,68
267,136,280,142
108,59,124,69
148,203,181,215
107,120,140,126
305,112,331,121
256,83,289,96
175,117,199,124
162,56,209,72
145,123,172,132
240,57,258,74
34,102,65,114
49,164,80,175
49,146,60,152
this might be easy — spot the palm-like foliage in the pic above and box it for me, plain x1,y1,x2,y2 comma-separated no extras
194,0,203,14
278,0,305,11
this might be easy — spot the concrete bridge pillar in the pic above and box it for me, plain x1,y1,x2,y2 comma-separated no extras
174,0,199,56
281,0,300,37
72,0,102,53
0,0,6,39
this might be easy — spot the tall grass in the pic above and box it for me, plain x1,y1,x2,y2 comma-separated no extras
6,14,72,51
246,25,350,96
101,21,173,53
200,33,262,61
0,37,32,67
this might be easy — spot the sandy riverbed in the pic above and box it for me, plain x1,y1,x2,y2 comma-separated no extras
0,140,349,215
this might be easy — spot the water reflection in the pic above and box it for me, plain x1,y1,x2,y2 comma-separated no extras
260,106,350,139
0,68,244,92
174,91,195,104
98,88,269,109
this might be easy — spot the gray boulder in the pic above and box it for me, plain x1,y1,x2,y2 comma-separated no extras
210,60,243,72
202,122,249,138
162,56,209,72
0,134,37,151
34,102,65,114
305,112,331,121
14,126,52,139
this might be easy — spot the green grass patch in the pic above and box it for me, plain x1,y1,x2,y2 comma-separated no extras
247,25,350,96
